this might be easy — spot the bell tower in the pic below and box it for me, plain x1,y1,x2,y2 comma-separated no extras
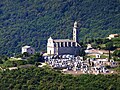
73,21,78,42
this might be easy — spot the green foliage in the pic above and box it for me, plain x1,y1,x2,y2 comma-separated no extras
79,48,85,56
112,49,120,61
27,56,36,64
0,53,44,68
105,42,114,50
113,66,120,73
22,52,30,57
2,60,27,67
91,42,99,49
0,0,120,56
0,67,120,90
113,50,120,57
27,53,43,64
112,37,120,48
0,55,8,64
33,53,44,62
15,52,30,58
113,57,120,61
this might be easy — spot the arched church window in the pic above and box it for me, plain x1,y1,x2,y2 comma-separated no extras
65,42,67,47
57,42,60,47
61,42,63,47
68,42,71,47
73,42,75,47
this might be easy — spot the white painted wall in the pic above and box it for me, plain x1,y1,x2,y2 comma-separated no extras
22,46,35,54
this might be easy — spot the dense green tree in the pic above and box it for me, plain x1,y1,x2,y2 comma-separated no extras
112,37,120,48
105,42,114,50
33,53,44,62
22,52,30,57
105,42,114,61
27,53,43,64
79,48,85,57
113,50,120,57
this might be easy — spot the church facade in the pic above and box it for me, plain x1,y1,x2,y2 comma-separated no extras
47,21,80,56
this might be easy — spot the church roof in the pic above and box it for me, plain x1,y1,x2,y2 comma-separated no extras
53,39,75,42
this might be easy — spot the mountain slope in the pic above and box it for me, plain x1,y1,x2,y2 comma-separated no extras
0,0,120,55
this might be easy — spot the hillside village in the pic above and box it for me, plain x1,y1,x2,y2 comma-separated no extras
1,0,120,89
43,22,119,75
0,21,120,75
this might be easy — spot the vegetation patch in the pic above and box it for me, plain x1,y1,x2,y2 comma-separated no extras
0,67,120,90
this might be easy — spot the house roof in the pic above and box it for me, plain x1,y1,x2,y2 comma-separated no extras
22,46,31,49
53,39,81,47
109,34,119,37
53,39,75,42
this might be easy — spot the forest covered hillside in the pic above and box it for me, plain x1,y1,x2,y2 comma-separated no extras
0,0,120,55
0,67,120,90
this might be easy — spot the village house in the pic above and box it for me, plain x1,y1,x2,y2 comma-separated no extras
107,34,119,40
22,45,35,55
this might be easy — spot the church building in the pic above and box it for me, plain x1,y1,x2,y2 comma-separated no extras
47,21,80,56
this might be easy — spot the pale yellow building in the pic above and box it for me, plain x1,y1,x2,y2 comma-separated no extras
107,34,119,39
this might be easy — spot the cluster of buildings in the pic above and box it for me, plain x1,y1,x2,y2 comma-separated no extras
20,21,118,75
46,55,87,70
89,58,117,74
44,21,117,75
44,55,117,74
